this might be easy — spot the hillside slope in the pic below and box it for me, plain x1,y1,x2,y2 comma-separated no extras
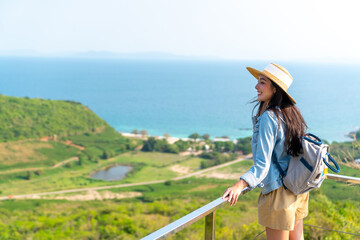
0,95,141,189
0,95,108,142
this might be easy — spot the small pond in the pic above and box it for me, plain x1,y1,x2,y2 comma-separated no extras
91,165,133,181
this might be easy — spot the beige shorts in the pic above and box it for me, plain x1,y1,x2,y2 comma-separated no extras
258,186,309,231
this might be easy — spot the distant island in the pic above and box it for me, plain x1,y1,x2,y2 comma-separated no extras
0,50,223,61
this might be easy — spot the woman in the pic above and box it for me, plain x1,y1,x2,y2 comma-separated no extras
222,63,308,240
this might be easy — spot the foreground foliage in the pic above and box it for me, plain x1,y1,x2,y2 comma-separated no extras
0,175,358,240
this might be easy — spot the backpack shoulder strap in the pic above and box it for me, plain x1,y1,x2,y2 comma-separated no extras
272,153,288,189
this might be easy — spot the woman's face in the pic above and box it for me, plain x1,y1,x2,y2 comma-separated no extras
255,74,276,103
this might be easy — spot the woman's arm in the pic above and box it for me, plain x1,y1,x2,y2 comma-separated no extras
240,111,278,188
222,111,278,206
222,179,249,206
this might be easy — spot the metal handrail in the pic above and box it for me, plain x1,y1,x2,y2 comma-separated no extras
326,173,360,184
141,197,226,240
141,174,360,240
141,187,250,240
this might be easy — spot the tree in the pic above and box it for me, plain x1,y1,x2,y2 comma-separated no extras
25,171,33,180
153,139,169,152
164,144,179,154
214,142,225,152
174,139,191,152
140,130,148,138
164,133,170,139
189,133,200,142
223,141,235,152
235,137,252,154
78,154,88,165
102,150,114,159
131,129,138,135
202,134,210,141
142,137,157,151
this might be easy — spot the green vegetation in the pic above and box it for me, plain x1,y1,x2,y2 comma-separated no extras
106,152,203,183
0,140,80,170
65,126,140,161
235,137,252,154
0,174,358,239
142,137,180,153
199,152,239,169
174,139,192,152
330,139,360,163
329,129,360,164
141,133,252,156
0,151,203,195
0,94,358,239
139,134,253,171
0,95,108,142
0,95,143,195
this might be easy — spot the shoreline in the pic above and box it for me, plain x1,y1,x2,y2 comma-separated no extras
119,132,237,144
119,127,359,144
120,132,191,144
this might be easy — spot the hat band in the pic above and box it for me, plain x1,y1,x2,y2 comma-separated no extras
263,70,289,91
264,64,293,88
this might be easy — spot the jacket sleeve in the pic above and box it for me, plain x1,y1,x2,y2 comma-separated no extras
240,111,278,189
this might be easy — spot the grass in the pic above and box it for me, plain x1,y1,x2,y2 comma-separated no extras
66,126,139,158
0,140,80,170
0,151,208,196
314,163,360,201
126,166,178,182
0,154,358,240
177,156,203,170
115,151,190,167
1,148,358,201
208,159,253,174
1,174,358,239
0,95,108,142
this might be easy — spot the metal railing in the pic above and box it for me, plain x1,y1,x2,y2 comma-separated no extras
141,173,360,240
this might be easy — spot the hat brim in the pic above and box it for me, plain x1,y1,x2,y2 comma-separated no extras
246,67,296,104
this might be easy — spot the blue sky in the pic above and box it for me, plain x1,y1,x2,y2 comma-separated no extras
1,0,360,62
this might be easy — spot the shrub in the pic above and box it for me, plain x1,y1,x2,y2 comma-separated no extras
164,144,179,154
235,137,252,154
174,139,191,152
141,137,157,152
25,171,33,180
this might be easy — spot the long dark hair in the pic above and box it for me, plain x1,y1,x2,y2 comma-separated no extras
254,81,308,157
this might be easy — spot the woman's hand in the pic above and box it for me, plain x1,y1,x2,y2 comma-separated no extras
222,179,248,206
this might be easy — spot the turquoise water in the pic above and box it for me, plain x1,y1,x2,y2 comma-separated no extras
0,57,359,142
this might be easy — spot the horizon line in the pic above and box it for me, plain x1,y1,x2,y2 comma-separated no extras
0,50,360,64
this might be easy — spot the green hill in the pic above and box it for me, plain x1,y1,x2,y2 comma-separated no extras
0,95,108,142
0,95,141,192
0,94,141,166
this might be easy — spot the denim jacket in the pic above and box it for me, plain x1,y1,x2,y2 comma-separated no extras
240,109,290,194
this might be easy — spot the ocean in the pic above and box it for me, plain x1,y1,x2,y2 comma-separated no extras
1,57,359,142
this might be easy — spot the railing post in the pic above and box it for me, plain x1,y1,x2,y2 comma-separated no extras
205,211,216,240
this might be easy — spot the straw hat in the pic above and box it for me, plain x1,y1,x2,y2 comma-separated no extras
246,63,296,104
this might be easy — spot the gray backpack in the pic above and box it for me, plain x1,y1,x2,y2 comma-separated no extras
275,133,340,195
